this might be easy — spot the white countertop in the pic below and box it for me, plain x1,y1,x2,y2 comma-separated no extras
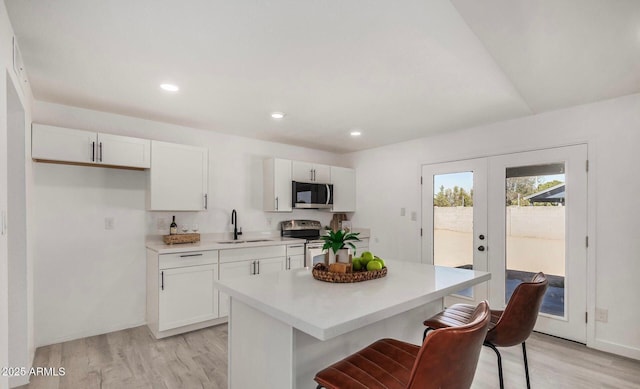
145,236,307,254
214,260,490,340
145,228,371,254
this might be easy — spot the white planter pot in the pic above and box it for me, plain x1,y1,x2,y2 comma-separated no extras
326,248,352,265
335,248,352,264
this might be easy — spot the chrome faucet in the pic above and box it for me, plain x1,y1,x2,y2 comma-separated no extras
231,209,240,240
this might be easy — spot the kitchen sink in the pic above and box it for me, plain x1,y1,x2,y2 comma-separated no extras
216,239,273,244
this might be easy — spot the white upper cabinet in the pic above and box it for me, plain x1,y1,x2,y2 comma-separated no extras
263,158,292,212
97,133,150,168
32,123,150,168
149,140,209,211
32,124,95,164
292,161,330,183
331,166,356,212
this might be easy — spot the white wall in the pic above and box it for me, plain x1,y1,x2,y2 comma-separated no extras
32,101,344,347
0,2,35,388
345,93,640,359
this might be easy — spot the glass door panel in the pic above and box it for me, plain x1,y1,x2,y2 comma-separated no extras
422,158,488,306
488,145,587,342
433,172,474,298
505,163,566,317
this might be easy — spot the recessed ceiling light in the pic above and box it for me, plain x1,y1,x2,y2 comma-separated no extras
160,83,179,92
271,112,286,119
350,131,362,136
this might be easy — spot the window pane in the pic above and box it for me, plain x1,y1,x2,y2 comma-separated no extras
433,172,474,298
505,163,565,317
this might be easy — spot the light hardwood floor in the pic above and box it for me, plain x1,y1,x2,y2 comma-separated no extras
18,325,640,389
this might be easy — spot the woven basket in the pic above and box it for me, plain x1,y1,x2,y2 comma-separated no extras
312,263,387,283
162,233,200,245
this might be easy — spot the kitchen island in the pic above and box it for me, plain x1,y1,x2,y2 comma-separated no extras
215,260,490,389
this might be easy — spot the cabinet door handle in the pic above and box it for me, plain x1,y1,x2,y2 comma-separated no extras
179,253,203,257
257,260,260,274
161,271,164,290
99,142,103,162
289,245,303,248
287,256,291,270
275,196,279,211
91,141,95,162
204,194,208,210
251,260,256,275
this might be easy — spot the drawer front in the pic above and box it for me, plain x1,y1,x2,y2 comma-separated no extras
159,250,218,269
286,243,305,256
220,245,286,263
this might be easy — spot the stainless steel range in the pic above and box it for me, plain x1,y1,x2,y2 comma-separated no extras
280,220,326,267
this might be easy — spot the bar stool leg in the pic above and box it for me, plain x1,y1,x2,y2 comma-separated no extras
422,327,433,342
522,342,531,389
484,342,504,389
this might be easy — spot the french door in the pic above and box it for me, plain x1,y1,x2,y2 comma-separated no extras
422,158,489,307
422,145,588,342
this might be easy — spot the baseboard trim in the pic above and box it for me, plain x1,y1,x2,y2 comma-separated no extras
36,320,147,348
591,338,640,361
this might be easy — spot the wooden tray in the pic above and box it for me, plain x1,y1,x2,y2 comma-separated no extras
163,233,200,245
312,263,387,283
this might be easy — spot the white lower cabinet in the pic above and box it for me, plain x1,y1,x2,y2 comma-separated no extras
147,249,221,338
159,264,217,331
218,245,286,317
288,255,305,269
286,243,306,270
257,256,286,274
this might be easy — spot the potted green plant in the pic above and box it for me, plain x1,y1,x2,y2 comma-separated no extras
321,229,361,265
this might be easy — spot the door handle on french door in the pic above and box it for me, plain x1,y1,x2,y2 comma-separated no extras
478,246,486,252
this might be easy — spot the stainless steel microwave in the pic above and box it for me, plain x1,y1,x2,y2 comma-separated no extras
292,181,333,209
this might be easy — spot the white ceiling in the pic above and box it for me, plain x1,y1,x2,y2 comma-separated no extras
5,0,640,153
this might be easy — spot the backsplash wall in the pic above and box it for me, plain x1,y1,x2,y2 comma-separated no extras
32,101,342,346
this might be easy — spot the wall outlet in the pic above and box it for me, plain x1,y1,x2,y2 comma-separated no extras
400,207,406,217
595,308,608,322
104,217,114,230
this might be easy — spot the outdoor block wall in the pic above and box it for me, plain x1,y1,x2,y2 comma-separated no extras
434,206,565,275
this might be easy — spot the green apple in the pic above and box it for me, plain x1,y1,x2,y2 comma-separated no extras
373,256,385,268
361,251,374,267
362,251,374,261
367,261,383,271
352,258,363,271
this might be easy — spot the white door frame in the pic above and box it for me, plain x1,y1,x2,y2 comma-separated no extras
422,144,589,342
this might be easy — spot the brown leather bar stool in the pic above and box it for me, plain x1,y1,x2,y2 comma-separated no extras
314,300,490,389
423,272,548,389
